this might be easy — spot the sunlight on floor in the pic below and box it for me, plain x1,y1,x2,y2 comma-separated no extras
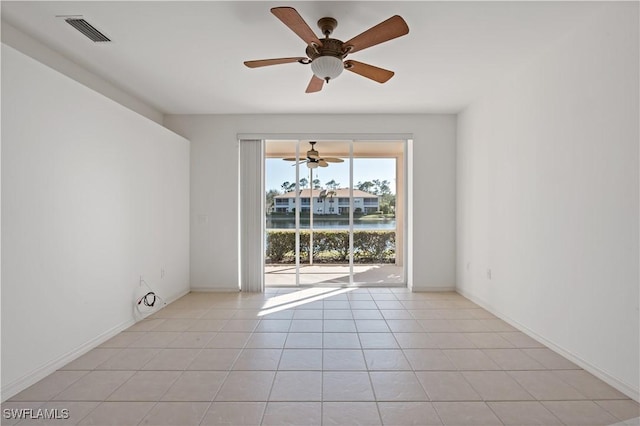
259,287,356,316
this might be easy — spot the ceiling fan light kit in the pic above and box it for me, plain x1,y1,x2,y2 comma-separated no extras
244,7,409,93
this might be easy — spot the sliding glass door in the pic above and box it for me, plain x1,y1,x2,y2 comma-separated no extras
264,140,405,287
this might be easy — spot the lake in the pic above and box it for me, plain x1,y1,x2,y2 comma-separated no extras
266,218,396,230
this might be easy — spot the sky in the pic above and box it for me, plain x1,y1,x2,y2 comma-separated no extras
266,157,396,194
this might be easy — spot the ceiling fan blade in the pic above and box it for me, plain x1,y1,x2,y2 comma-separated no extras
344,60,394,83
305,75,324,93
244,57,308,68
283,157,299,161
318,160,329,167
343,15,409,54
323,157,344,163
271,7,323,47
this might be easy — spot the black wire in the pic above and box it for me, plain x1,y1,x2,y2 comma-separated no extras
138,292,157,307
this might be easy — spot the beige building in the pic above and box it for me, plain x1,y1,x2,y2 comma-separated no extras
274,188,379,214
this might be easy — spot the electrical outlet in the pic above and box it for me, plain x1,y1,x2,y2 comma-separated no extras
486,269,492,280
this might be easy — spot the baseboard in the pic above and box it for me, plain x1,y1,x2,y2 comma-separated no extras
457,287,640,402
1,287,190,402
1,317,134,402
190,286,240,292
413,286,456,292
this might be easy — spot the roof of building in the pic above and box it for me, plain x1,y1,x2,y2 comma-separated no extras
274,188,378,199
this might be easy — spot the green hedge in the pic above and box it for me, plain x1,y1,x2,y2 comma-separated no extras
266,230,395,264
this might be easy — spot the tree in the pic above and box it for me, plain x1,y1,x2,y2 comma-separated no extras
325,179,340,190
281,181,295,192
265,189,281,213
357,181,375,193
299,178,309,189
313,179,321,189
372,179,391,195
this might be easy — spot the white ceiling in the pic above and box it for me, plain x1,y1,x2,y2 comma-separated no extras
1,1,604,115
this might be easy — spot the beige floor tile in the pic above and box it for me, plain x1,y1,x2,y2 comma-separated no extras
436,309,477,320
409,309,442,320
350,301,379,310
206,332,251,348
260,310,295,320
200,309,237,320
166,331,215,348
443,349,500,370
378,401,442,425
289,319,323,332
324,309,354,319
53,371,135,401
369,372,428,401
393,333,437,349
432,401,503,426
232,309,262,319
95,348,160,370
278,349,322,370
186,319,227,332
141,348,201,370
293,309,323,319
359,333,399,349
355,320,390,333
499,332,545,348
215,371,275,401
482,348,545,370
128,332,181,348
415,371,481,401
78,401,154,425
245,332,287,348
139,401,209,425
352,310,384,320
61,349,122,371
284,332,322,348
463,333,514,349
255,320,292,332
10,371,88,401
478,319,517,332
262,402,321,425
508,370,587,400
323,349,367,370
555,370,629,399
200,402,266,426
380,309,414,320
462,371,534,401
522,348,580,369
232,348,282,370
323,319,357,332
448,319,490,332
487,401,563,425
187,348,241,370
542,400,620,425
429,333,475,349
324,301,351,310
151,318,196,332
419,320,458,332
221,319,260,332
374,301,405,310
323,332,361,349
404,349,455,371
161,371,227,401
363,350,411,370
385,320,424,333
99,332,142,348
322,402,382,426
596,400,640,422
323,371,375,401
269,371,322,401
127,319,166,332
107,371,180,401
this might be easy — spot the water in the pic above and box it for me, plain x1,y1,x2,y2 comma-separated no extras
266,218,396,230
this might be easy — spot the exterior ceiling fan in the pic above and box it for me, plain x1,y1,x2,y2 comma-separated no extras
283,142,344,168
244,7,409,93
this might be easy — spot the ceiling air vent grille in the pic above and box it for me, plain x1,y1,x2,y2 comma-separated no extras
65,18,110,42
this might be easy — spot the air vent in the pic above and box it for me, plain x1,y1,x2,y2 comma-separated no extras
65,18,110,42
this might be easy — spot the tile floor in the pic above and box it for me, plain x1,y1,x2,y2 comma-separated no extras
3,287,639,426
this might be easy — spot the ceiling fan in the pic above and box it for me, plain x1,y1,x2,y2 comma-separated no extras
244,7,409,93
283,142,344,168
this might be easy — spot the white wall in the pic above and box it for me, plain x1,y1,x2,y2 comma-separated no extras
163,114,456,292
1,45,190,399
457,3,639,399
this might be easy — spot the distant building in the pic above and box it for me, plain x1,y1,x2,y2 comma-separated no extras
273,188,379,214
